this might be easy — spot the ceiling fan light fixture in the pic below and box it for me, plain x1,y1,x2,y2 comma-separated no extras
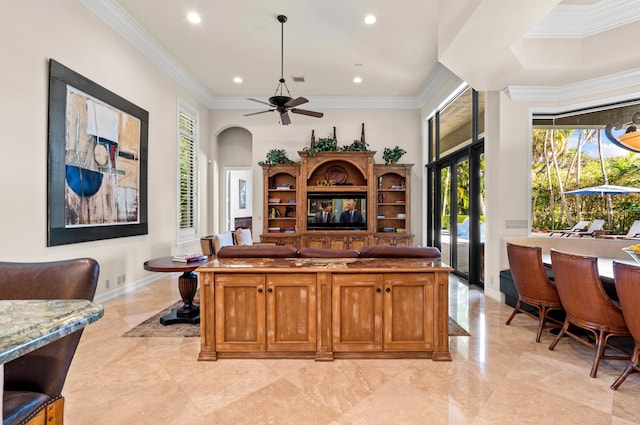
243,14,323,125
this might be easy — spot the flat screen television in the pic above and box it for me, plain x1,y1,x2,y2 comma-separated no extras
307,192,367,230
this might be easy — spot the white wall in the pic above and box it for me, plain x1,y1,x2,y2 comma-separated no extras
0,1,209,300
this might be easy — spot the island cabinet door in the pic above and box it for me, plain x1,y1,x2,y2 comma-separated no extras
215,274,266,352
265,274,317,352
332,274,384,352
382,273,435,351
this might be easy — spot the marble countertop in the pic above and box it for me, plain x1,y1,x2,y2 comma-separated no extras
0,299,104,364
197,257,453,272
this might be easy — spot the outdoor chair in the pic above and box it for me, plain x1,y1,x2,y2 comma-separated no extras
597,220,640,240
548,220,590,236
568,219,606,237
1,258,99,425
548,250,631,378
611,261,640,390
505,243,564,342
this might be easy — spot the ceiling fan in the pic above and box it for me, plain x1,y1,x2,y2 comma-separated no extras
244,15,323,125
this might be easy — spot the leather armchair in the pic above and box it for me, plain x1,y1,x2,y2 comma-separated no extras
0,258,99,425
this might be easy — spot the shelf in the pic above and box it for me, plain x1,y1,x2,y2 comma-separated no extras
269,188,296,192
307,186,368,192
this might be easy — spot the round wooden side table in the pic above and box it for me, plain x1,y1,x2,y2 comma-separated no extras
143,256,210,325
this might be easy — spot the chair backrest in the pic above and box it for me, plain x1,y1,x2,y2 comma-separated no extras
584,219,605,233
571,220,590,231
550,250,626,329
358,245,441,258
613,261,640,344
625,220,640,238
506,243,560,305
0,258,99,397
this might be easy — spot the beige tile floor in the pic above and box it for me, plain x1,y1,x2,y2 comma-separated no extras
64,274,640,425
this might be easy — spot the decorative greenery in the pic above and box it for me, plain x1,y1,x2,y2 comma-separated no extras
304,137,339,156
258,149,296,166
343,139,370,152
382,146,407,164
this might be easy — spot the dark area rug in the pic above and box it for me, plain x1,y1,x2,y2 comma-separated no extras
123,301,471,338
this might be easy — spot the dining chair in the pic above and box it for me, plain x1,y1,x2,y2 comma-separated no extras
610,261,640,390
505,243,564,342
0,258,99,425
548,250,631,378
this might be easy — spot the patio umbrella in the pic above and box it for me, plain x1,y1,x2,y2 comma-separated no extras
563,184,640,230
564,184,640,195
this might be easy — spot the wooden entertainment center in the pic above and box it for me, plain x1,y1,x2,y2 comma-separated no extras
260,151,413,248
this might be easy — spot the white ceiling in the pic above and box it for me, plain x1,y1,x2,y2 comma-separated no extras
83,0,640,107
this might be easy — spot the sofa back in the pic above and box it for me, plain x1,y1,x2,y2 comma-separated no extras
298,247,360,258
216,245,298,258
359,245,441,258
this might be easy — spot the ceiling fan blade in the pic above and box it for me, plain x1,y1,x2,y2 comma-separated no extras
244,109,275,116
291,108,324,118
247,98,274,107
284,97,308,108
280,111,291,125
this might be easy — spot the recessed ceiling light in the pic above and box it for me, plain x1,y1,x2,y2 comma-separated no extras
364,15,376,25
233,76,243,84
187,12,201,24
353,77,363,84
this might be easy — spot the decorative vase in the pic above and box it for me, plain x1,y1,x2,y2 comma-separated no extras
310,129,315,144
360,123,365,144
333,126,337,143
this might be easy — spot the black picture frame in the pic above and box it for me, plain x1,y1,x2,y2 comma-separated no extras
47,59,149,246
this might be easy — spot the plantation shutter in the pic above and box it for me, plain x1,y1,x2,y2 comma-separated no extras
178,102,198,241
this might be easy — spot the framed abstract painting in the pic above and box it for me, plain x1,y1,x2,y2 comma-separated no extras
47,59,149,246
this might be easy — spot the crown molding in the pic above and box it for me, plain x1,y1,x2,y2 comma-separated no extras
526,0,640,38
416,64,460,107
81,0,218,107
504,67,640,102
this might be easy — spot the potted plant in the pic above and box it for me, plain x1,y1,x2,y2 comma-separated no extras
304,137,339,156
343,139,370,152
382,146,407,164
258,148,296,166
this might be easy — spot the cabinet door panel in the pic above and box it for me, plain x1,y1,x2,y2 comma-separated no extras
328,236,346,250
332,274,383,351
215,274,266,351
383,273,435,351
266,273,317,351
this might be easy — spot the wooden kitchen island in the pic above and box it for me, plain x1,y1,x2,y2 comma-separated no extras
196,257,452,362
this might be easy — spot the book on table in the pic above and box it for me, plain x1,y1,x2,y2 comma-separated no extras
172,253,207,262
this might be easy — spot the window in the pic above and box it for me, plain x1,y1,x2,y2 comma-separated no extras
177,99,198,243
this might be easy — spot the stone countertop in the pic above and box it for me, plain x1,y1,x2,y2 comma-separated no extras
196,257,453,272
0,299,103,364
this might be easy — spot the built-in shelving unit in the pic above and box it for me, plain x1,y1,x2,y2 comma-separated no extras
260,151,413,248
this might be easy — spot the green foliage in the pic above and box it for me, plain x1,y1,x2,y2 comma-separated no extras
343,139,370,152
258,149,297,166
304,138,339,156
382,146,406,164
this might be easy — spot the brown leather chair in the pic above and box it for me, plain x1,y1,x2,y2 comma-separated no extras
358,245,441,258
0,258,99,425
611,261,640,390
505,243,564,342
548,250,630,378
